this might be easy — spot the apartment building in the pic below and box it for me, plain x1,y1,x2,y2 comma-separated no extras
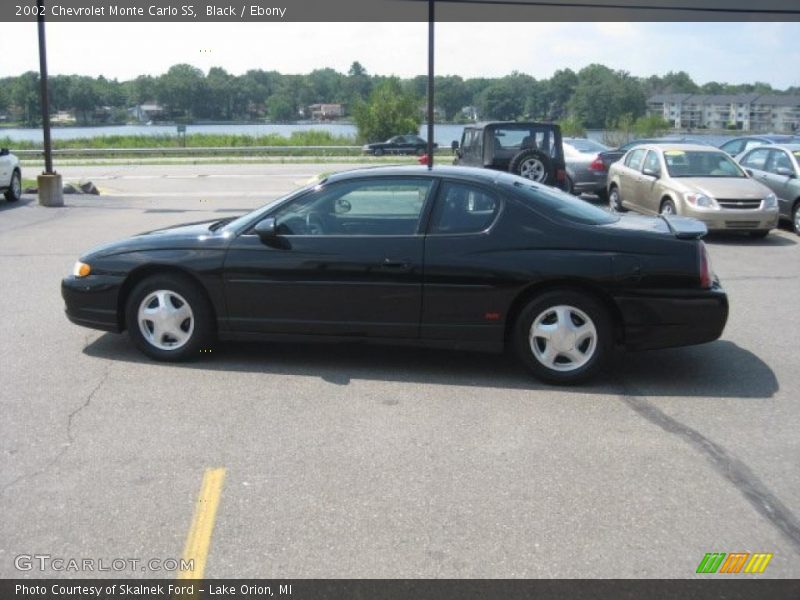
646,94,800,132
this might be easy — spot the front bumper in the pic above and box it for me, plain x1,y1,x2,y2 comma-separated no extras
615,284,729,351
683,207,779,232
61,274,124,333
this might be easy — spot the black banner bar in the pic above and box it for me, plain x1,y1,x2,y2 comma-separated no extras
2,0,800,22
2,579,800,600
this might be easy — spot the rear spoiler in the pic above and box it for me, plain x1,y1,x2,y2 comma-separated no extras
659,215,707,240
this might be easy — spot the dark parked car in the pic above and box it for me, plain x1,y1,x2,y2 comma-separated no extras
719,135,799,159
62,166,728,384
453,122,567,188
362,135,435,156
738,143,800,234
597,136,712,171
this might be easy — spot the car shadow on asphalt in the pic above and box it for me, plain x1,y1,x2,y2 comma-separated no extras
83,335,777,399
0,196,35,212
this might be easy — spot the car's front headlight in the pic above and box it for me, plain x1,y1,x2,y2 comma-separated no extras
763,193,778,210
72,261,91,277
684,192,719,209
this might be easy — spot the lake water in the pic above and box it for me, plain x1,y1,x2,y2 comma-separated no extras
0,123,469,147
0,123,732,147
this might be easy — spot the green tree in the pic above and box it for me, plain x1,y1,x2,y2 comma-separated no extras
156,64,206,119
478,80,524,120
11,72,40,126
267,94,295,122
435,75,469,121
569,64,645,129
353,78,420,143
557,116,586,137
543,68,578,120
633,114,671,137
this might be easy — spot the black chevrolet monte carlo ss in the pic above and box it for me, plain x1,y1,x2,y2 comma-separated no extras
62,166,728,384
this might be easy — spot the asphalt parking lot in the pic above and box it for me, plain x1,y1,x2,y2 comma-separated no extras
1,162,799,578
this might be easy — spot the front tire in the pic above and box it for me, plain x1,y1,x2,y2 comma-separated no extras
608,185,625,212
5,170,21,202
513,290,612,385
125,274,214,361
373,148,384,157
509,149,554,184
660,198,677,216
793,202,800,235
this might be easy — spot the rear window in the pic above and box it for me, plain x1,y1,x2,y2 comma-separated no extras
510,180,618,226
565,139,608,153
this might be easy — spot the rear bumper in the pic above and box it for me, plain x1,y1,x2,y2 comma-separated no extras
615,285,729,351
61,275,124,333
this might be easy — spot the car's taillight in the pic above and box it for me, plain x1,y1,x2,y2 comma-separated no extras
699,242,712,289
589,156,606,171
556,168,567,182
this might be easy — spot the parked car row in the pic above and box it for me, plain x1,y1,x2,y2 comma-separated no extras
587,133,799,236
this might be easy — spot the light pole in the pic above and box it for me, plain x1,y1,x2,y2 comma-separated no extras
36,0,63,206
426,0,434,169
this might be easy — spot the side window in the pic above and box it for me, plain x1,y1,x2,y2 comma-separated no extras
740,148,770,170
625,149,647,171
743,140,767,153
429,182,501,235
766,150,792,174
643,150,661,173
720,139,744,156
271,178,432,236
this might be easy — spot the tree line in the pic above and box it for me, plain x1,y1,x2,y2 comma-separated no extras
1,61,796,131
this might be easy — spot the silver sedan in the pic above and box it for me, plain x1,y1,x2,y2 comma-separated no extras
563,138,610,199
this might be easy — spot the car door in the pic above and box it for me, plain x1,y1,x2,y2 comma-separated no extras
636,150,663,214
617,148,647,211
222,176,435,338
0,151,10,187
421,179,505,345
763,149,797,219
740,147,773,191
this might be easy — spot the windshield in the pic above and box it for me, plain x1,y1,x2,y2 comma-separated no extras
220,184,318,233
510,179,618,226
663,150,745,178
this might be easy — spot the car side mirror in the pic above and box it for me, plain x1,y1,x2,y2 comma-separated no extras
254,217,277,243
642,167,660,178
0,148,8,157
775,166,795,178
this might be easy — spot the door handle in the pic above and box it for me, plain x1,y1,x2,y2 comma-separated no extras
381,258,411,269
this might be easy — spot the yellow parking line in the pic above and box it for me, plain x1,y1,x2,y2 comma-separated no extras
177,467,226,579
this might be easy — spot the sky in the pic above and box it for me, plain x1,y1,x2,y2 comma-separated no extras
0,22,798,89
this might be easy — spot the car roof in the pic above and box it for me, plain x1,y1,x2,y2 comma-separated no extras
323,164,506,185
769,143,800,151
465,121,558,130
636,143,723,153
726,134,795,142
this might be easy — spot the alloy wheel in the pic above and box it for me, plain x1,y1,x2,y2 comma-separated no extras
528,305,598,372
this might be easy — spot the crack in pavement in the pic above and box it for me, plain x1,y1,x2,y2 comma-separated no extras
616,381,800,556
0,361,112,494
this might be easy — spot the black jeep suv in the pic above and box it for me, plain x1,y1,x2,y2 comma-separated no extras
453,122,567,188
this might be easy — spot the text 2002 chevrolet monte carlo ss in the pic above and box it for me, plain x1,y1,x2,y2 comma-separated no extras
62,166,728,384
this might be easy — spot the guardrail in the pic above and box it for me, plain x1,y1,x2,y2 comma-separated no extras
14,146,449,157
15,145,366,157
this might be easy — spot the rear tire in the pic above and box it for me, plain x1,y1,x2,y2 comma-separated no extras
373,148,384,157
793,202,800,235
5,170,21,202
513,290,612,385
509,149,554,185
125,274,214,362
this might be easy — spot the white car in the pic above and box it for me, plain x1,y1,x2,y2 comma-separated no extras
0,148,22,203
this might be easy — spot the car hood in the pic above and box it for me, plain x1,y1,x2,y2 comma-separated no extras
668,177,770,199
82,218,231,259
